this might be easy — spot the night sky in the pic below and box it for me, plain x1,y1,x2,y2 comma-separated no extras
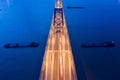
0,0,120,80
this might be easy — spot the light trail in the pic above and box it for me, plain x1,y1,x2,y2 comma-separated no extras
39,0,77,80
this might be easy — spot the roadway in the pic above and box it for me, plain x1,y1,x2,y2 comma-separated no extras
39,0,77,80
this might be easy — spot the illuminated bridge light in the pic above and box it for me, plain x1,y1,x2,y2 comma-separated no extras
39,0,77,80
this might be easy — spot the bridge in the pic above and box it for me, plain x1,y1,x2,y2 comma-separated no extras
39,0,77,80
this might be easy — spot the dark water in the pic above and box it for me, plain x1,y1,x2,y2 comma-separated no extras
0,0,120,80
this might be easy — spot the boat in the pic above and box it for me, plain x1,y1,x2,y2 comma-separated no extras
81,41,115,48
4,42,39,48
67,6,85,9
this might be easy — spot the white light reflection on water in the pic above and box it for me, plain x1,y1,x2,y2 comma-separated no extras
118,0,120,3
6,0,10,7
